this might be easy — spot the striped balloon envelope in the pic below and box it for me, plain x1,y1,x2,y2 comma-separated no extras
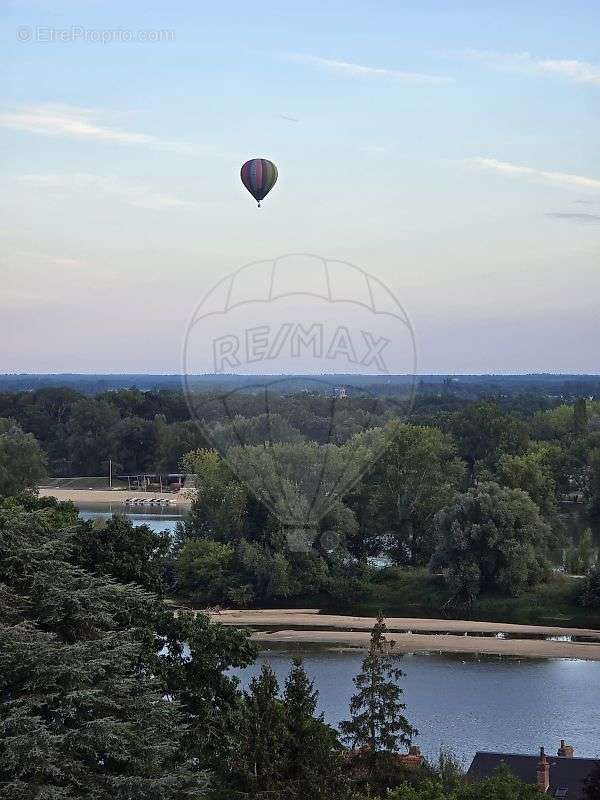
240,158,278,207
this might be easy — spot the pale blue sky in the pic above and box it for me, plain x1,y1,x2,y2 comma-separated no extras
1,0,599,373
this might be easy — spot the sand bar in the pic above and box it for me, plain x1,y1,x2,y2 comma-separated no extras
208,609,600,640
203,609,600,660
249,629,600,660
38,487,192,508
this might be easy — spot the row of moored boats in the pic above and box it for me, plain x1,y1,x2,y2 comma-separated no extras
124,497,173,506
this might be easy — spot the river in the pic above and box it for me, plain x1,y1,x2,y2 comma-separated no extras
75,502,600,764
231,647,600,764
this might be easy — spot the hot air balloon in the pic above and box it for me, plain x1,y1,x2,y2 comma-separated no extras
240,158,278,207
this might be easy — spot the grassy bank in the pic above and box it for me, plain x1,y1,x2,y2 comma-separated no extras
332,568,600,629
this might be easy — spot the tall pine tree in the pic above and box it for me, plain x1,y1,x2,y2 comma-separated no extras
235,664,286,793
339,614,417,753
282,658,344,799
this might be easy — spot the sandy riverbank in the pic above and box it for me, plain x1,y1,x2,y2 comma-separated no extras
205,608,600,660
38,487,193,508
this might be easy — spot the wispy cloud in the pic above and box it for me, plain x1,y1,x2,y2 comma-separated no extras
0,104,193,153
545,212,600,223
291,54,451,85
15,251,84,267
469,157,600,191
279,114,299,123
460,50,600,86
19,173,198,210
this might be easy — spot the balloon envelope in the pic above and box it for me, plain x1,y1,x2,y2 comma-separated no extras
240,158,278,205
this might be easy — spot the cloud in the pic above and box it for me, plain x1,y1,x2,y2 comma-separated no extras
279,114,299,122
545,212,600,223
460,50,600,86
291,54,451,84
19,173,198,210
0,104,193,153
15,251,84,267
469,157,600,191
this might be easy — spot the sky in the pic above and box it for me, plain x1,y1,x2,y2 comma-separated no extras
1,0,599,374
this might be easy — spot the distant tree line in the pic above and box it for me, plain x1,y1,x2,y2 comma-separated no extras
2,387,600,609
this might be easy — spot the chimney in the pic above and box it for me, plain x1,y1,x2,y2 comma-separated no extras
399,745,424,770
537,747,550,794
558,740,574,758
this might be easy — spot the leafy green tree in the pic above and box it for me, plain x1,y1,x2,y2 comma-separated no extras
579,566,600,609
176,539,235,602
182,449,249,539
449,402,528,484
110,415,157,473
340,614,416,753
155,418,208,472
362,423,465,565
235,539,296,601
71,514,171,592
496,447,557,515
529,404,578,441
565,528,597,575
432,482,552,605
150,608,256,768
65,398,121,474
0,419,46,497
387,766,541,798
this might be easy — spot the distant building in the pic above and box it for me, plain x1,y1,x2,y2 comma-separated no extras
467,741,599,798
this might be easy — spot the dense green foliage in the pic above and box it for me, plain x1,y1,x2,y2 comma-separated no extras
0,505,205,797
387,768,541,799
0,495,580,798
227,660,345,799
0,418,47,497
3,386,600,612
0,495,256,798
432,483,553,604
1,394,596,798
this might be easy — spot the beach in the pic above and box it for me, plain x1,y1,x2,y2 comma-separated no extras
38,487,193,508
205,608,600,660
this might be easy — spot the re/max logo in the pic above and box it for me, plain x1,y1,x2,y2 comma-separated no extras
212,323,390,372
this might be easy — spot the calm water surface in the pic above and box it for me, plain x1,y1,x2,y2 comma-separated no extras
231,648,600,764
77,502,183,535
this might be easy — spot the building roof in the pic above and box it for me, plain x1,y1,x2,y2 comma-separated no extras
467,752,599,799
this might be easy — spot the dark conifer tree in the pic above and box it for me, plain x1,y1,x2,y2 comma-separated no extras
0,506,206,798
339,614,417,753
236,664,286,793
574,398,589,436
282,658,344,799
